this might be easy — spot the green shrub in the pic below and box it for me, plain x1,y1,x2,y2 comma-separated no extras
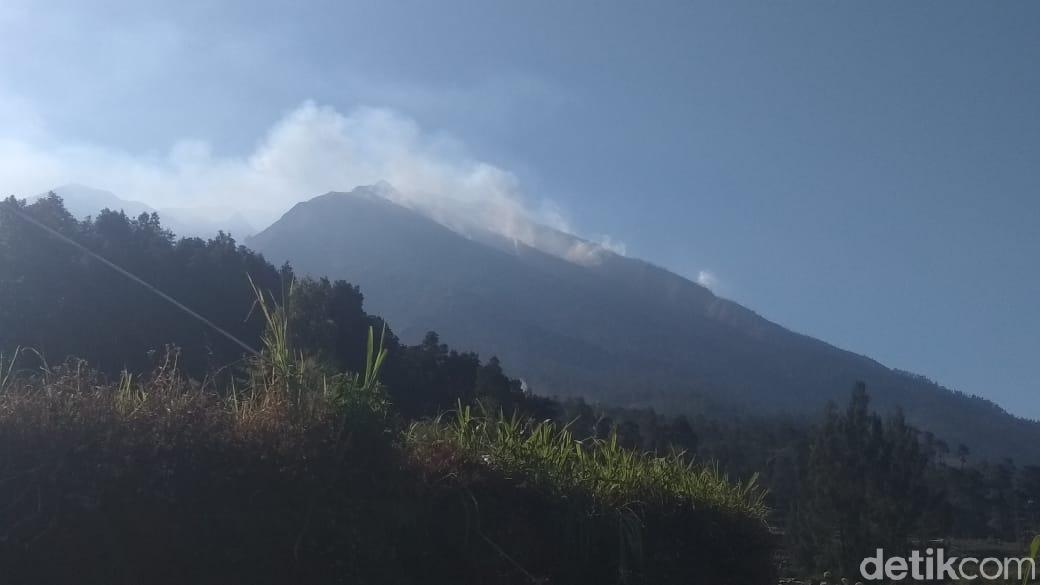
405,404,775,583
408,404,767,518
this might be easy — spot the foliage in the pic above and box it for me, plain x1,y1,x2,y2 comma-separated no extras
0,346,18,393
0,194,543,423
408,404,767,519
0,360,774,584
0,259,775,582
789,384,949,579
1,193,284,375
405,405,774,583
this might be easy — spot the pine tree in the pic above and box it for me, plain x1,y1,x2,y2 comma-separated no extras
791,383,946,578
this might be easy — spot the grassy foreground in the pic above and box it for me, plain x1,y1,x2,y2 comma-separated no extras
0,332,775,584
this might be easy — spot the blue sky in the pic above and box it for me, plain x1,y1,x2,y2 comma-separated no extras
2,1,1038,418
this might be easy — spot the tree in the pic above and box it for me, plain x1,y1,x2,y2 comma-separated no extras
0,195,282,375
791,383,946,578
958,444,971,469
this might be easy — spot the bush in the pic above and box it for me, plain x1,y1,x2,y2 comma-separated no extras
407,405,776,584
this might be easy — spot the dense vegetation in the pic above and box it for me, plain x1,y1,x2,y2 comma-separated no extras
562,394,1040,580
3,194,1039,582
0,194,543,419
0,342,756,582
0,194,281,375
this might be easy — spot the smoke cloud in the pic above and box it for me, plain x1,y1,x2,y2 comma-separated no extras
696,270,720,291
1,100,624,264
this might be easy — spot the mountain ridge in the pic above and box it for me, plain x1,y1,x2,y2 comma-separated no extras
242,185,1036,463
28,184,1029,459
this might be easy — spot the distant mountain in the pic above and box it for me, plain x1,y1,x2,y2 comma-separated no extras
38,185,257,239
159,207,257,240
44,184,156,218
248,185,1040,462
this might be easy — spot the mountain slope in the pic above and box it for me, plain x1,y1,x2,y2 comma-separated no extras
249,186,1040,462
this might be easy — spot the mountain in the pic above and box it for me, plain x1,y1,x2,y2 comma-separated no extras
44,184,156,218
39,185,257,239
159,207,257,240
248,185,1040,462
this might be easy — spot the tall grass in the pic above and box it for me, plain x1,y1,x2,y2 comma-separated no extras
407,405,773,583
407,403,768,520
0,346,18,393
247,275,305,399
235,275,389,435
0,345,404,585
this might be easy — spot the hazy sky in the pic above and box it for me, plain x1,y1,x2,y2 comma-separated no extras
2,1,1039,418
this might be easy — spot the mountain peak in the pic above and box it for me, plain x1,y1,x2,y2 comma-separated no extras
338,181,400,201
52,183,119,197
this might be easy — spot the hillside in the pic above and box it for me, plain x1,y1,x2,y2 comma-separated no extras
248,186,1040,463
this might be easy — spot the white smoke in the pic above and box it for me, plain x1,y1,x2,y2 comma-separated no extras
696,270,719,291
0,100,625,265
